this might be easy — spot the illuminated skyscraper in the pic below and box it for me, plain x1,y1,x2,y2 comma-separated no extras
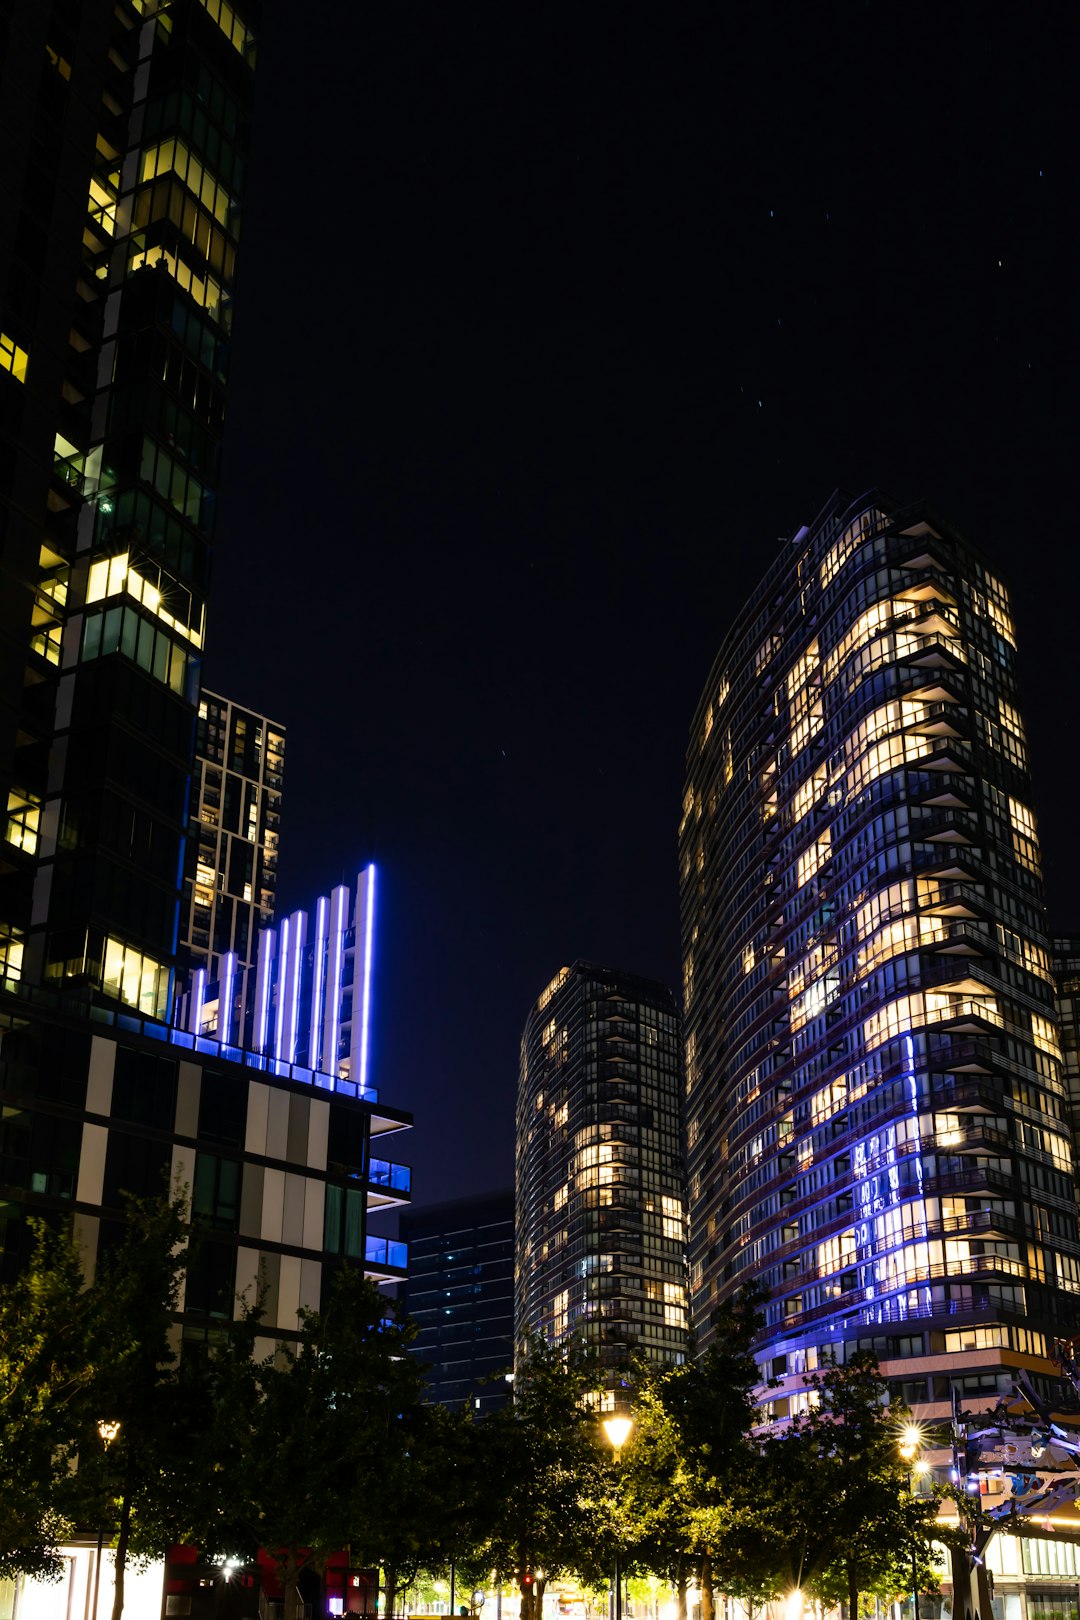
516,962,688,1394
0,0,257,1017
181,689,284,979
681,492,1079,1416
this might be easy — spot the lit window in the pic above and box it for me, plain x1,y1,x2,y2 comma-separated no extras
5,788,41,855
0,332,28,384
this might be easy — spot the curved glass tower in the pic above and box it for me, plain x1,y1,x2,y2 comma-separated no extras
681,491,1079,1412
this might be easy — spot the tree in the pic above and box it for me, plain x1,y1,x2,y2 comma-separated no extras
618,1288,767,1620
245,1265,428,1620
468,1334,609,1620
759,1352,948,1619
78,1190,194,1620
0,1219,97,1581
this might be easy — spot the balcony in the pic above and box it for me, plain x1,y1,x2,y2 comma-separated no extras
364,1235,407,1273
366,1157,411,1207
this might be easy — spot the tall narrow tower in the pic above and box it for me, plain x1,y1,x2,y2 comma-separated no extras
516,961,688,1396
0,0,257,1018
681,492,1078,1414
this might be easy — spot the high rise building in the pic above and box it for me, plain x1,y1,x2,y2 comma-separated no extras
180,688,284,980
516,961,688,1397
0,0,257,1017
680,491,1079,1423
1052,938,1080,1191
401,1190,515,1414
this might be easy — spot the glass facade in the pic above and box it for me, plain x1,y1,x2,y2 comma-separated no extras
401,1190,515,1415
181,689,284,978
516,961,688,1395
681,493,1080,1412
0,0,258,1017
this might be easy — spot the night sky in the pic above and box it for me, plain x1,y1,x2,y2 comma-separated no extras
208,3,1080,1220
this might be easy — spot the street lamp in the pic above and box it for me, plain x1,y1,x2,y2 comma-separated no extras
603,1415,634,1620
898,1427,928,1620
92,1419,121,1620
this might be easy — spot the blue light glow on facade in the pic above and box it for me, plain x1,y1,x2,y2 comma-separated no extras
174,868,381,1099
220,950,236,1045
357,864,376,1094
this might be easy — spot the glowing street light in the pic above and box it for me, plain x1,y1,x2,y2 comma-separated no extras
603,1414,634,1620
92,1419,121,1620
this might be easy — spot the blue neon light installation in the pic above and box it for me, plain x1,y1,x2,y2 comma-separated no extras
220,951,236,1045
273,915,290,1062
325,884,348,1081
357,864,377,1092
191,967,206,1036
254,931,274,1053
286,908,304,1064
309,895,328,1071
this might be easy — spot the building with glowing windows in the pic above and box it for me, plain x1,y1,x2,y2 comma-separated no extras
681,492,1080,1423
180,690,284,981
0,0,257,1018
516,962,688,1394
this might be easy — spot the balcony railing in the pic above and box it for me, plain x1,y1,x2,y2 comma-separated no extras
365,1235,407,1270
367,1158,411,1193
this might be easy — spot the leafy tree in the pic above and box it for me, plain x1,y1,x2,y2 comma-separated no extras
468,1334,609,1620
245,1266,427,1620
759,1352,948,1618
0,1219,97,1580
78,1190,194,1620
618,1288,765,1620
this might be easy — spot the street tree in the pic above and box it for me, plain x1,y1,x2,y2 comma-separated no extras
246,1265,427,1620
759,1352,948,1618
469,1334,609,1620
0,1218,97,1580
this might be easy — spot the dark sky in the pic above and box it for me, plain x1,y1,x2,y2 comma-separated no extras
209,3,1080,1218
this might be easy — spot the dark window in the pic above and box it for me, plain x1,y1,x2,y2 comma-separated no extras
0,1108,81,1199
103,1128,171,1207
197,1067,246,1147
184,1237,235,1319
192,1152,240,1230
327,1104,367,1181
324,1184,364,1258
111,1045,177,1132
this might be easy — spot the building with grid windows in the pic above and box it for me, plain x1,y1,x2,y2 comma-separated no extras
516,962,688,1396
1052,938,1080,1194
681,488,1079,1396
401,1190,514,1414
181,689,284,980
0,0,257,1017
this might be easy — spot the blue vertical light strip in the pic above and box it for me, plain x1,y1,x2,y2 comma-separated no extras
191,967,206,1035
253,929,274,1053
324,885,348,1081
273,915,290,1062
308,895,328,1071
286,908,304,1065
220,951,236,1045
902,1029,933,1316
357,863,377,1092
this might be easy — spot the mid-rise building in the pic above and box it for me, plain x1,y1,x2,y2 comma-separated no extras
516,962,688,1397
0,0,257,1018
401,1190,514,1414
680,490,1079,1408
180,689,284,979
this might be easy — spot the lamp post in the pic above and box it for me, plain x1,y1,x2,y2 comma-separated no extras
602,1415,634,1620
898,1425,928,1620
92,1419,121,1620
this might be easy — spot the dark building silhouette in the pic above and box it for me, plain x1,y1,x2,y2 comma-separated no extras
516,961,688,1400
681,491,1079,1423
0,0,257,1012
401,1190,514,1414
